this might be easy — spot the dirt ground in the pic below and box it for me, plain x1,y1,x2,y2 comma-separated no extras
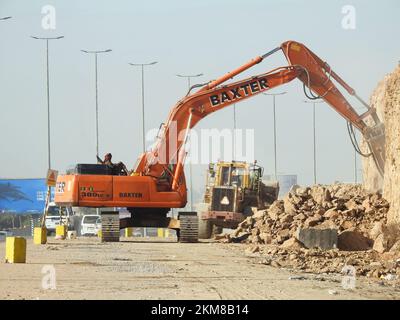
0,237,399,300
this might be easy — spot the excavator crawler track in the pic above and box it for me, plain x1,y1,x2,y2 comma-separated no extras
178,212,198,243
101,211,120,242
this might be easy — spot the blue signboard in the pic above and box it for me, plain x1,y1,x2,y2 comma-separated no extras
0,179,53,214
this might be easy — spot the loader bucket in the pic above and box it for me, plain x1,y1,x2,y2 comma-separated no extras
262,181,280,204
364,122,385,177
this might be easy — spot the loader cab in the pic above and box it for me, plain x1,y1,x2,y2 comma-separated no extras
215,161,249,189
206,160,264,192
203,161,265,206
204,161,247,203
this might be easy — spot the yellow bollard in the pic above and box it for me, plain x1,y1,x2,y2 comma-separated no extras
33,227,47,245
125,227,133,237
55,225,67,239
157,228,164,238
5,237,26,263
97,230,102,238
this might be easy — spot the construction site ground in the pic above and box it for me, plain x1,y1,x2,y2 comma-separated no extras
1,237,399,300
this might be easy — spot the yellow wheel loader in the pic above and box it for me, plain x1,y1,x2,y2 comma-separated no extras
196,161,279,239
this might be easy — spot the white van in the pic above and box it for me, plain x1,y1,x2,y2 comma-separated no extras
81,215,101,236
45,202,74,234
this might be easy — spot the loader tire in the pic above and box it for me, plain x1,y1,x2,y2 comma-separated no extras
198,218,213,239
178,212,198,243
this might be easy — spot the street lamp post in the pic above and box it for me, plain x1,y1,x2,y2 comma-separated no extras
263,92,286,180
129,61,158,153
81,49,112,157
176,73,203,211
303,100,324,185
31,35,64,227
31,36,64,170
129,61,157,236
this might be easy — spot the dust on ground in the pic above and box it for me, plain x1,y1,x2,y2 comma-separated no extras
0,237,399,300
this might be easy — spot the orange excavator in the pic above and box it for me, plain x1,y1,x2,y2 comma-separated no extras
55,40,385,242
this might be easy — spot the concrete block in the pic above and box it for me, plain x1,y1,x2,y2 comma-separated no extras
157,228,165,238
33,227,47,245
5,237,26,263
55,225,67,239
125,227,133,237
297,228,338,250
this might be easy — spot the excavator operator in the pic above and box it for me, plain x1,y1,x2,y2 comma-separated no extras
97,153,128,176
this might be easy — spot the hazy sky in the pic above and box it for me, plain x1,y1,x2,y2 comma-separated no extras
0,0,399,197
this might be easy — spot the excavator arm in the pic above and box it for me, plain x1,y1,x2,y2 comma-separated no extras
137,40,385,190
280,41,385,176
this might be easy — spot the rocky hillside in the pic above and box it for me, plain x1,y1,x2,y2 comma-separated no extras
362,65,400,224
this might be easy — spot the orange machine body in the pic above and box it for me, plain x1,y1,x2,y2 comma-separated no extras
55,174,187,208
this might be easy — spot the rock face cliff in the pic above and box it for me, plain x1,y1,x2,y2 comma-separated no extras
362,65,400,224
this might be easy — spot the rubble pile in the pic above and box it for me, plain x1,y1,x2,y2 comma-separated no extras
218,184,400,279
222,184,395,249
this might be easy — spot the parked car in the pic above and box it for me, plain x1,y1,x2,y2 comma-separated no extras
0,230,13,241
45,202,74,235
81,215,101,236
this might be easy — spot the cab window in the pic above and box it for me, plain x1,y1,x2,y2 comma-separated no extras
47,206,67,217
231,167,245,187
220,167,230,186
